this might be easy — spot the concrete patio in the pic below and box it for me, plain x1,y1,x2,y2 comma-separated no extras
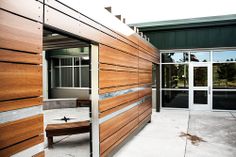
43,109,236,157
115,110,236,157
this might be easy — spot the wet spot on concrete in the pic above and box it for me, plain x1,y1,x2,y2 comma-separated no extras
180,132,206,146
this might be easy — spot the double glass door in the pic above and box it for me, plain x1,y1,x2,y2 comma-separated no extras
190,63,212,110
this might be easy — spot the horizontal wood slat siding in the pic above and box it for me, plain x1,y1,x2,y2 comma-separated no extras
0,97,42,112
99,84,139,95
100,106,139,142
0,49,42,64
139,72,152,84
44,0,158,61
139,99,152,115
0,134,44,157
0,114,44,149
44,4,159,63
99,45,138,68
0,62,42,101
99,39,154,156
101,115,151,157
0,6,43,157
1,1,159,156
139,107,152,123
0,0,43,22
99,91,139,112
99,70,138,89
0,10,42,53
100,117,139,155
139,88,152,98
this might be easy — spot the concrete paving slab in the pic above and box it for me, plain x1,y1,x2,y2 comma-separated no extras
114,110,189,157
185,111,236,157
230,112,236,118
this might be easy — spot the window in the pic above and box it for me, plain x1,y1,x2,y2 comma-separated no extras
213,63,236,89
162,90,189,108
162,52,188,63
213,91,236,110
162,64,188,89
213,50,236,62
190,51,210,62
51,56,89,88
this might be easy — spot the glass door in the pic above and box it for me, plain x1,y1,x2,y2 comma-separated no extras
189,63,212,110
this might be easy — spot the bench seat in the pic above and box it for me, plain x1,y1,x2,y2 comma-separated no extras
46,120,90,148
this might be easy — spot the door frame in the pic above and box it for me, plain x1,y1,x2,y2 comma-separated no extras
189,62,212,111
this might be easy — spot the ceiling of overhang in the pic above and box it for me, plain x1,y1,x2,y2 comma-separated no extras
43,30,89,50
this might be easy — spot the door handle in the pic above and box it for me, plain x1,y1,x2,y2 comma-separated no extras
208,86,211,95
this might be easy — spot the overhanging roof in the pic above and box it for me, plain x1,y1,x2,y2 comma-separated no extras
130,14,236,31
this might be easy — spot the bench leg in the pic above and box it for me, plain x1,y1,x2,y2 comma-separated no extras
47,136,53,148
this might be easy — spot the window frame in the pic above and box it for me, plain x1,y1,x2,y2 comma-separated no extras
51,56,89,89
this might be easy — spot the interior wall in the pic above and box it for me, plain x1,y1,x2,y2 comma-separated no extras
0,0,44,156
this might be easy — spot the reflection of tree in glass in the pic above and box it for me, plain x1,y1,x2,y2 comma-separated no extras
164,53,174,62
163,53,188,63
194,67,207,86
217,63,236,87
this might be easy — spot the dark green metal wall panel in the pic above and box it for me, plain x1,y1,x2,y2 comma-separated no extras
143,25,236,50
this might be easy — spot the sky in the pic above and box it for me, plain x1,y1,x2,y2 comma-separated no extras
100,0,236,24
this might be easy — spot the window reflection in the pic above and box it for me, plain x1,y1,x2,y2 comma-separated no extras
213,63,236,89
162,52,188,63
152,64,156,88
194,91,208,104
213,91,236,110
213,50,236,62
190,52,210,62
194,67,207,86
162,90,188,108
162,64,188,88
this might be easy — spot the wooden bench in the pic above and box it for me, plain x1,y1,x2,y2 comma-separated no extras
45,120,90,148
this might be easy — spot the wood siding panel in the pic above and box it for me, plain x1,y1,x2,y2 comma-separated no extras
0,114,43,149
99,91,139,112
0,0,43,22
99,84,139,95
0,10,42,53
99,99,138,118
99,70,138,89
0,62,42,101
99,45,138,68
45,7,141,58
0,49,42,64
139,72,152,84
45,0,159,54
139,99,152,115
101,115,151,157
0,135,44,157
139,107,152,123
139,58,152,71
99,64,138,73
100,118,139,154
100,106,139,142
0,97,42,112
139,88,152,98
